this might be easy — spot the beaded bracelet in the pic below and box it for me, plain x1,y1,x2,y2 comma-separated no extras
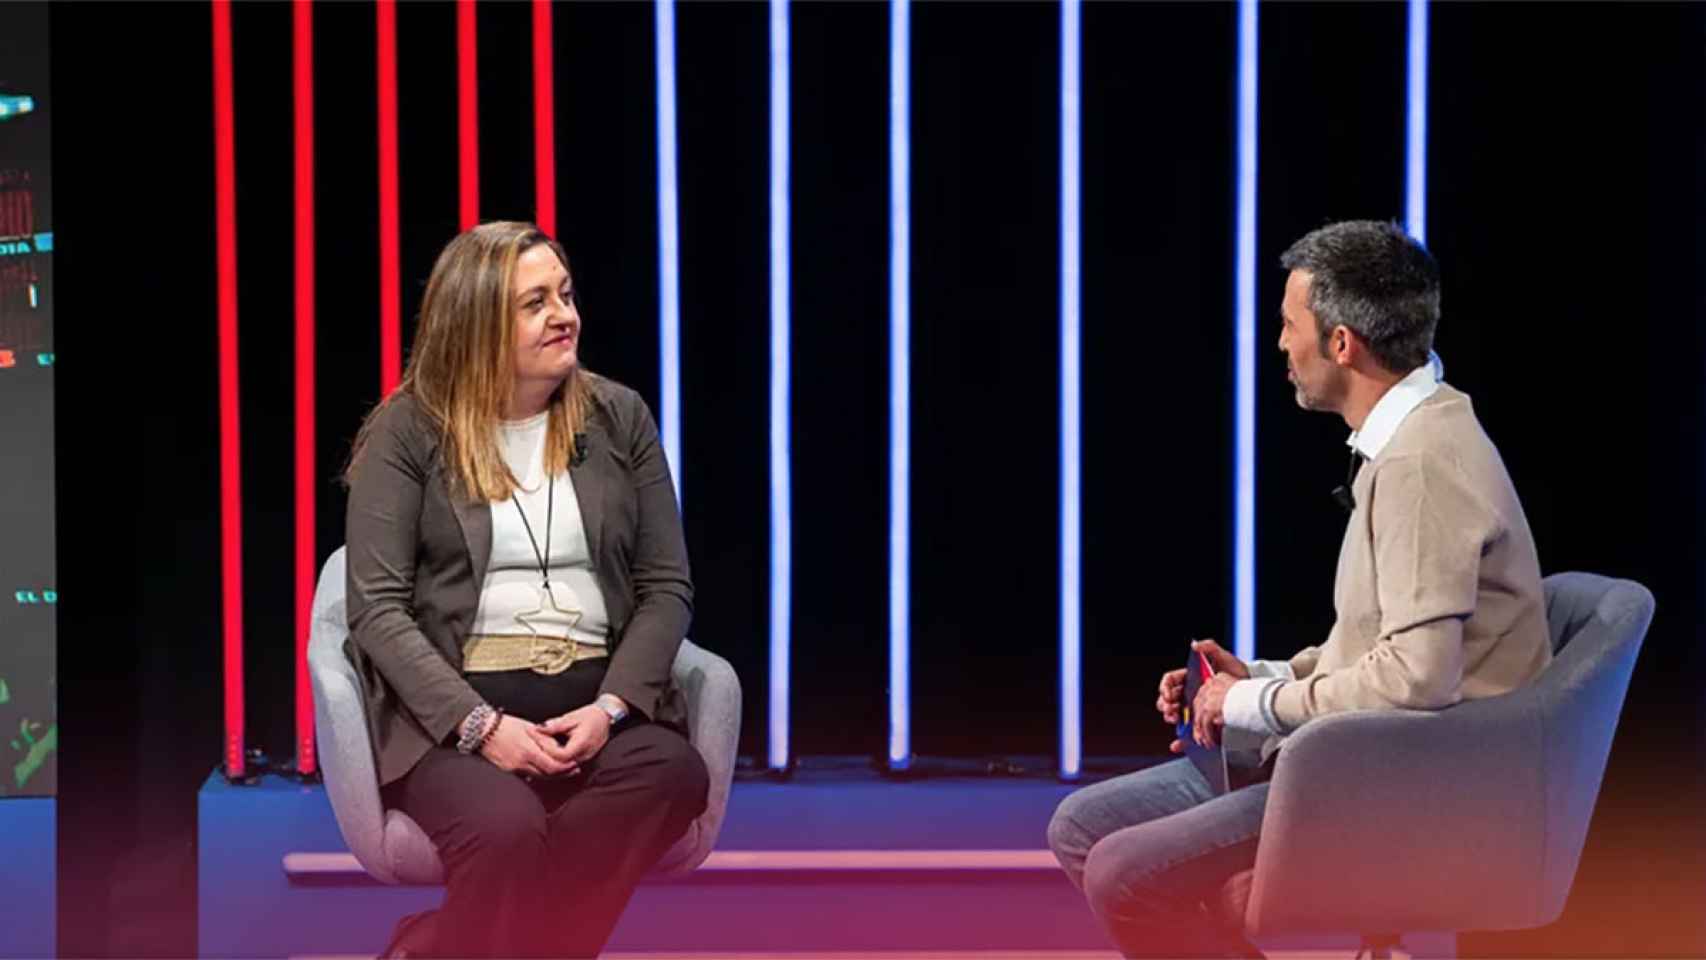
456,704,503,754
477,707,504,752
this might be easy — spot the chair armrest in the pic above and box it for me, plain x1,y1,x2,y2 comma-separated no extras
1246,693,1548,935
654,639,742,876
307,555,398,884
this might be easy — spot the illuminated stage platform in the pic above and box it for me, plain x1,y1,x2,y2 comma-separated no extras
198,758,1451,958
0,798,53,958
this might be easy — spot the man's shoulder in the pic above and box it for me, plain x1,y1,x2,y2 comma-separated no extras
1382,384,1495,459
1375,384,1525,524
1409,382,1477,425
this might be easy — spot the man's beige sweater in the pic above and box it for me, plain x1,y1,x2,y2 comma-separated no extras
1260,383,1552,734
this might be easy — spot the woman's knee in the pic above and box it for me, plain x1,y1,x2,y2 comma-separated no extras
608,726,709,813
653,734,710,814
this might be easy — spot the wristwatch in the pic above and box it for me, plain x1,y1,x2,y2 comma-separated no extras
594,694,629,725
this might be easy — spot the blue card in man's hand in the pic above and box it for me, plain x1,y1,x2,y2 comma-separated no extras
1178,647,1231,795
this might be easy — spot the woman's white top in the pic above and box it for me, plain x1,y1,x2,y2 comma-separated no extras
469,411,610,648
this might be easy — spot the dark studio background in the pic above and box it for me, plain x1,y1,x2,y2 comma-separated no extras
46,1,1705,956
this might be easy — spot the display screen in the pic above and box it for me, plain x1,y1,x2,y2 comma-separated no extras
0,8,56,797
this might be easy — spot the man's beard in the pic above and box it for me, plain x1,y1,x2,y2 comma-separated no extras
1292,367,1341,412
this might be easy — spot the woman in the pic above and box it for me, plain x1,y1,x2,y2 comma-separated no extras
344,221,708,957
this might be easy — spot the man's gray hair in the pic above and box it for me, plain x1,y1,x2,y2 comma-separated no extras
1279,220,1441,374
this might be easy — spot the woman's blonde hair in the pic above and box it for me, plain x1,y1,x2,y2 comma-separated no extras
348,221,593,502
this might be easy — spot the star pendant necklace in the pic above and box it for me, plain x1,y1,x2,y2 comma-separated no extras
511,468,582,638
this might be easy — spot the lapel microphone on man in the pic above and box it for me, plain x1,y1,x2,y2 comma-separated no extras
1332,449,1363,515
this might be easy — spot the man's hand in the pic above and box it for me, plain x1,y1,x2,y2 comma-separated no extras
1164,638,1250,754
1158,667,1187,724
535,704,613,766
479,714,579,778
1191,638,1249,680
1190,672,1239,748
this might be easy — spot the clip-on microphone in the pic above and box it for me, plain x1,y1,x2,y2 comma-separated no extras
1332,449,1363,515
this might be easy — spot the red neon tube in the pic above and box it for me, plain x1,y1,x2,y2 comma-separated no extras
378,0,402,393
532,0,555,237
213,0,246,781
457,0,479,230
293,0,318,777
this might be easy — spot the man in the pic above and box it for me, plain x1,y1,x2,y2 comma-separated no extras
1047,221,1552,958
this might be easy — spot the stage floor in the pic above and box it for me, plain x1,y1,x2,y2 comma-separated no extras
199,757,1451,958
0,797,53,958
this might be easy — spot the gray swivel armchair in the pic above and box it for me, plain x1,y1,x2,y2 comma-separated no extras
307,546,742,884
1219,572,1654,952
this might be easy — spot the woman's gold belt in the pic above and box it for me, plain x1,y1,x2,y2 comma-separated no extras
462,633,608,675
